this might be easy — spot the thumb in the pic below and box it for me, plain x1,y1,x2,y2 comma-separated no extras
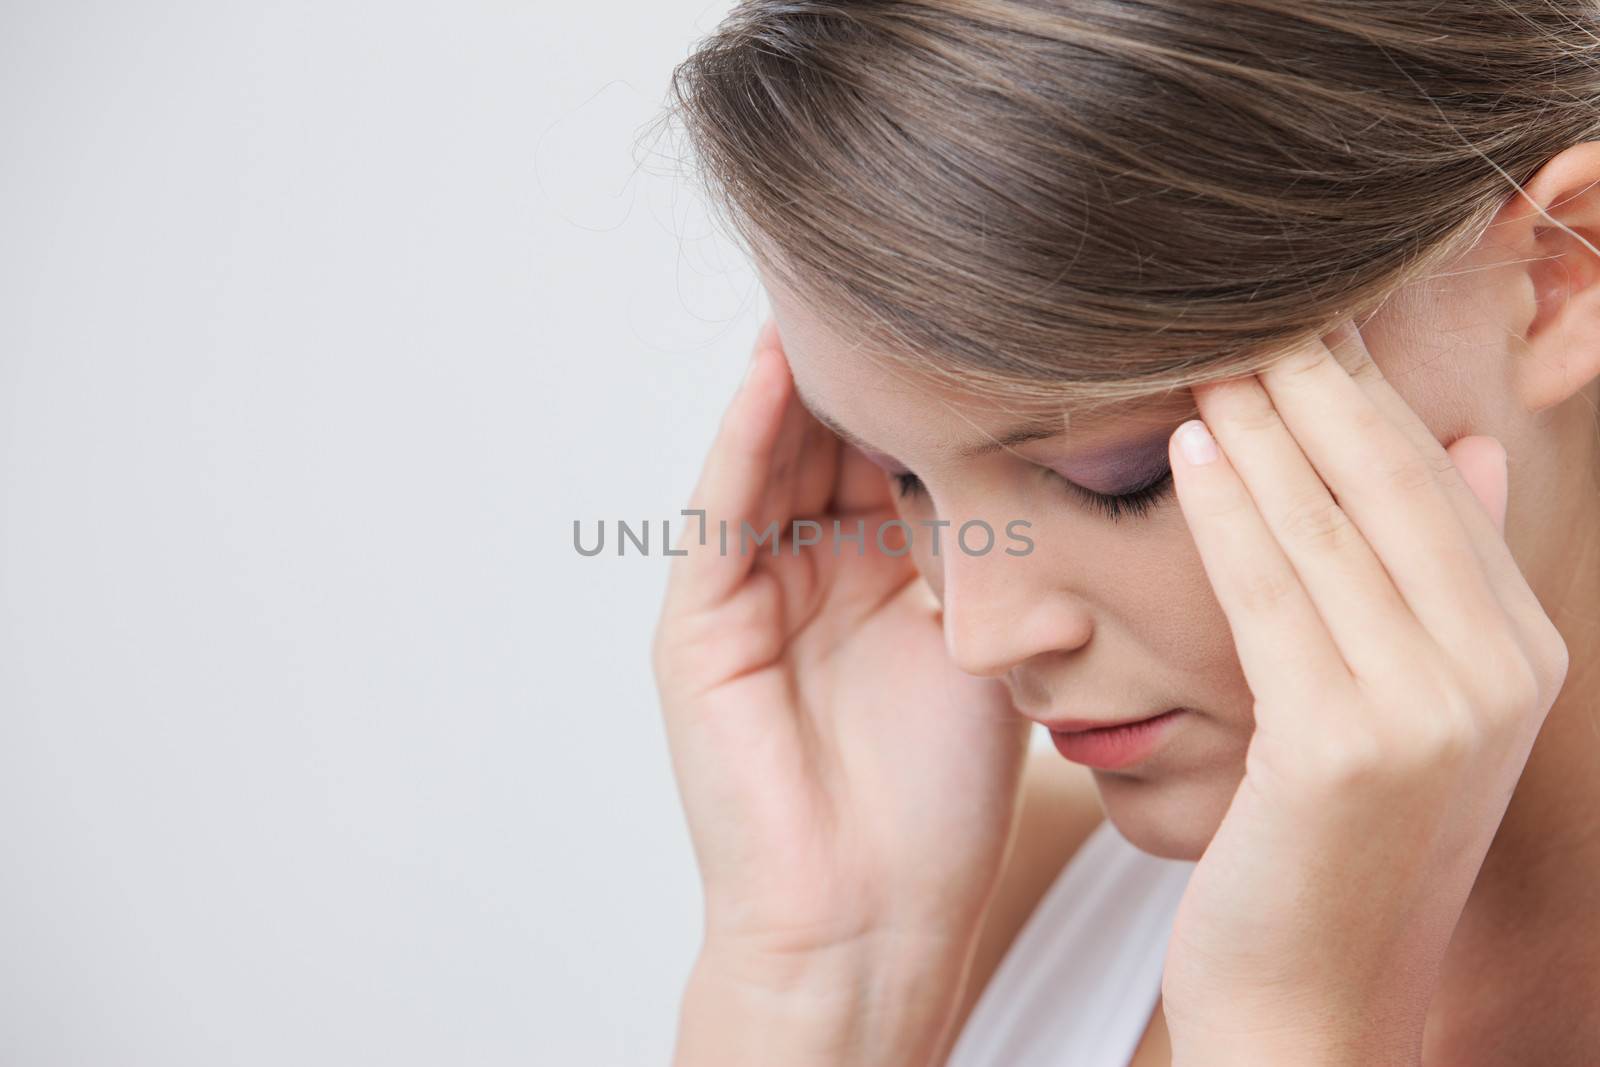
1444,434,1509,537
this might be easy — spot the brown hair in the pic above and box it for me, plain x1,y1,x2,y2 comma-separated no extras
653,0,1600,415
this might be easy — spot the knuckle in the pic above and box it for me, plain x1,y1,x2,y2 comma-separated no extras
1394,652,1488,761
1328,708,1470,787
1304,723,1387,790
1305,677,1484,791
1424,447,1468,492
1234,564,1302,615
1273,343,1330,380
1374,450,1439,496
1280,491,1356,550
1230,394,1285,437
1346,398,1389,439
651,604,720,686
1416,686,1482,766
1453,633,1545,724
1348,355,1387,389
1484,645,1545,719
1529,619,1572,702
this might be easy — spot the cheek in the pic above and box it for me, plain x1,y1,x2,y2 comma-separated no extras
1116,527,1255,723
1120,524,1239,672
1064,517,1245,688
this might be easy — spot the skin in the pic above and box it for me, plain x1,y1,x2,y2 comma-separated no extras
656,140,1600,1065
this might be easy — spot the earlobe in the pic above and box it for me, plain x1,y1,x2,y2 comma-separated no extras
1503,141,1600,413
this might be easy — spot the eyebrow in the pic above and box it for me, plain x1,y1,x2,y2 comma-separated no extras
793,381,1069,460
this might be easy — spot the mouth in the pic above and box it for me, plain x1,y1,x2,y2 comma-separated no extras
1046,707,1190,771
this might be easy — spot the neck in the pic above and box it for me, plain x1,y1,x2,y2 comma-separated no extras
1426,427,1600,1061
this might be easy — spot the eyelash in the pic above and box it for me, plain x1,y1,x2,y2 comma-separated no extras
891,467,1176,523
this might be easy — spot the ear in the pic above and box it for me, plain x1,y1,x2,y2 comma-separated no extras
1496,140,1600,413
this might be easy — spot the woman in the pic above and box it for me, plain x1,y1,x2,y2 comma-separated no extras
649,2,1599,1063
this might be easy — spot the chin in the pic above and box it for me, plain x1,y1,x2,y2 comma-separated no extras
1092,766,1240,862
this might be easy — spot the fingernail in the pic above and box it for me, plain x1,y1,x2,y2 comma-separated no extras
1176,420,1218,465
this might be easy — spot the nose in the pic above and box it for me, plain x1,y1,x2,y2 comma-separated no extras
938,540,1093,679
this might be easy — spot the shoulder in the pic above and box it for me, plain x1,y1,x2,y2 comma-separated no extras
942,745,1105,1049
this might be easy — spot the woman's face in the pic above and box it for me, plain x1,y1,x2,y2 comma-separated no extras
760,247,1542,861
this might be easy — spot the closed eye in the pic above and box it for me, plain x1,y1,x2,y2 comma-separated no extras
891,466,1175,523
1058,466,1174,521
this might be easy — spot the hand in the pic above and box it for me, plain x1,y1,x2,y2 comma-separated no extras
652,320,1032,1065
1159,321,1570,1065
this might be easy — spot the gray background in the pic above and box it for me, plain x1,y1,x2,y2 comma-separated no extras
0,1,788,1063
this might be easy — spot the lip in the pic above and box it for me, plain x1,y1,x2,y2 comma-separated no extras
1041,708,1180,733
1047,708,1189,770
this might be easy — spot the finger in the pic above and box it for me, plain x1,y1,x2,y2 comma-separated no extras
831,439,896,515
762,332,843,523
662,320,791,615
1323,321,1542,626
1445,435,1508,537
1257,329,1513,663
1195,372,1426,682
790,411,842,520
753,361,822,530
1168,417,1353,713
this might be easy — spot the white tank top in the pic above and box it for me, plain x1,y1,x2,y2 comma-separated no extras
943,818,1198,1067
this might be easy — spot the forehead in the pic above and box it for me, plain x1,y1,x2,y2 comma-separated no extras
763,270,1195,459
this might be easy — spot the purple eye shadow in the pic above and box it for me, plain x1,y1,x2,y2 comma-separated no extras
1047,428,1177,495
